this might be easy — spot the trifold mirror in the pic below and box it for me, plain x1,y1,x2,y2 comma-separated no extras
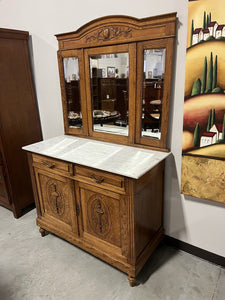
56,14,176,150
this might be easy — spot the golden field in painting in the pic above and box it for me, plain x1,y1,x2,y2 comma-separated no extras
181,155,225,203
185,41,225,97
189,144,225,159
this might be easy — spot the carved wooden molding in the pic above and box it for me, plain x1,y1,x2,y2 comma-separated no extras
86,26,132,43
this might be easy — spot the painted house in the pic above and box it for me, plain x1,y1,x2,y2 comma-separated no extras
208,21,218,37
210,124,223,140
193,28,203,45
215,25,225,38
203,29,210,40
200,132,217,147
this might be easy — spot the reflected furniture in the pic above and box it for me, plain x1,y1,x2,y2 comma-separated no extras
23,14,176,285
0,28,42,218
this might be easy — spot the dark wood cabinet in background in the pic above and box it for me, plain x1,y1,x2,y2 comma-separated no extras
0,28,42,218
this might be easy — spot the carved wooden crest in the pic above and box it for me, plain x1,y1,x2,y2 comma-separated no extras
86,26,132,43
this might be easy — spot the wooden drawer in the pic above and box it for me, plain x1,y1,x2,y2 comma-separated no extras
74,165,125,193
32,154,72,176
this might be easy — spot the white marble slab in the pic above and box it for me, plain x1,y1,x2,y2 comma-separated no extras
22,135,171,179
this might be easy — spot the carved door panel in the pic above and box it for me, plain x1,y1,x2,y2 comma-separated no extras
35,169,78,235
77,182,129,259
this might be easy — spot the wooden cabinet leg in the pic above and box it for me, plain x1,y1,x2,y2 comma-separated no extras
39,228,46,237
128,275,136,287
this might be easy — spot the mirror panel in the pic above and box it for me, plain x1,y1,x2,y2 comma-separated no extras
89,53,129,136
141,49,166,140
63,57,82,129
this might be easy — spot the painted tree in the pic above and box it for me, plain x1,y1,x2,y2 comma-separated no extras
207,109,212,131
193,123,200,147
212,55,217,90
211,108,215,127
190,20,194,46
203,11,207,29
201,56,207,94
191,78,201,96
206,52,213,92
207,12,211,27
222,114,225,140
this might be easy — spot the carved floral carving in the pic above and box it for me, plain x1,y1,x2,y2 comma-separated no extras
86,26,132,43
47,182,65,216
87,194,110,236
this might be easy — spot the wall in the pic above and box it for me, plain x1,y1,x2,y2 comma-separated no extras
0,0,224,257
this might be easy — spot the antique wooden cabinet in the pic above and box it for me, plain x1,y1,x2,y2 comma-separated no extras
0,28,42,218
23,14,176,286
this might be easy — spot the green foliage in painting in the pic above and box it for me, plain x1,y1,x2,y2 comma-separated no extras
212,55,217,90
193,123,200,147
216,36,225,40
191,78,201,96
207,109,212,131
212,87,223,93
201,57,207,94
207,52,213,92
206,36,215,41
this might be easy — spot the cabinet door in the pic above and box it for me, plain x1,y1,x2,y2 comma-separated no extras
35,168,78,235
77,182,129,260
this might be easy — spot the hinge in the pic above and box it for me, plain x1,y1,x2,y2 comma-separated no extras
76,204,80,216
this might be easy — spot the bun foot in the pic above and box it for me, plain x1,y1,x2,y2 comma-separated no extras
128,275,136,287
39,228,47,237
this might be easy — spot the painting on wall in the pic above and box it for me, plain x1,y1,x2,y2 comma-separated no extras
181,0,225,204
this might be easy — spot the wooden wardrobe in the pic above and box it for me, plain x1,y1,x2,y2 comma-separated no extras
0,28,42,218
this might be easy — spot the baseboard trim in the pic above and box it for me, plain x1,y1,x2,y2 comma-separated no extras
164,235,225,268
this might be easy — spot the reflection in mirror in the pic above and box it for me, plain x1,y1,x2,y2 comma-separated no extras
141,49,166,140
63,57,82,129
89,53,129,136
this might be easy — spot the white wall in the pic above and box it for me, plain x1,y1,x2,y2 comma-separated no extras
1,0,224,257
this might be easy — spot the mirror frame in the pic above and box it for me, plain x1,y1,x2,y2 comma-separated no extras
84,43,136,145
57,49,88,136
56,14,176,150
136,38,175,149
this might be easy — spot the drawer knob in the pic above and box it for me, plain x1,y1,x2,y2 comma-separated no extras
90,174,104,184
42,161,55,169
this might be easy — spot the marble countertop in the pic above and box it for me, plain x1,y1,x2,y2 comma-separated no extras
22,135,171,179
